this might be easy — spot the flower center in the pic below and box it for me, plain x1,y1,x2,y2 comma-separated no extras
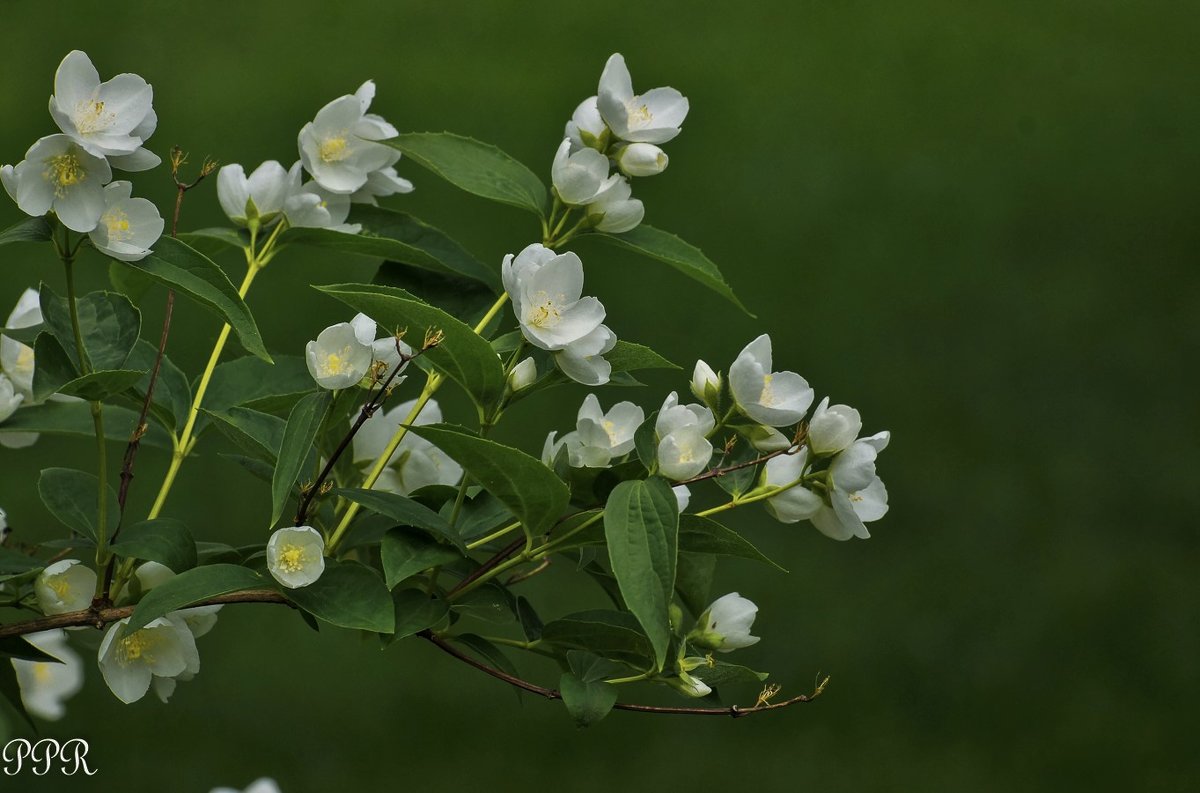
103,208,132,241
320,346,355,376
319,137,349,163
525,292,564,329
73,99,114,134
602,419,619,445
117,629,157,666
277,543,310,574
32,663,53,683
759,373,778,407
43,151,87,197
46,575,71,599
627,100,654,128
14,345,34,376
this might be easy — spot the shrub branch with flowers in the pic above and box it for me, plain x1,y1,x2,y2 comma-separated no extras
0,51,891,733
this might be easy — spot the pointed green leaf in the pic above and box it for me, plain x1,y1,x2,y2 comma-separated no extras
391,588,449,639
282,560,394,633
203,355,314,415
270,391,330,527
109,518,197,573
384,132,548,216
127,564,264,631
540,610,655,665
0,216,53,246
560,673,618,726
337,488,462,550
0,401,169,447
603,477,679,669
678,514,786,571
39,286,141,370
58,369,146,401
37,468,119,543
125,340,192,434
675,551,716,618
204,407,285,462
381,528,462,589
606,341,679,373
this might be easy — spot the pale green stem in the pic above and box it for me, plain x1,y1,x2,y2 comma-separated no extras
464,520,522,550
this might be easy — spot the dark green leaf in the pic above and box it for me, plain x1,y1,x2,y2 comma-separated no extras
381,528,462,589
541,609,655,665
58,369,146,401
39,286,140,371
0,548,41,576
107,260,156,303
125,340,192,434
0,216,53,246
455,634,522,702
593,225,751,315
127,564,264,631
634,411,658,471
121,236,270,361
391,588,449,639
374,261,499,328
202,355,314,416
270,391,329,527
603,477,680,669
178,227,247,254
452,584,516,624
384,132,548,216
37,468,119,543
109,518,197,573
283,560,394,633
560,673,618,726
675,551,717,618
336,488,462,550
0,401,169,447
316,283,506,410
31,333,80,402
204,407,285,462
606,341,680,373
698,661,770,687
516,595,544,642
679,515,786,571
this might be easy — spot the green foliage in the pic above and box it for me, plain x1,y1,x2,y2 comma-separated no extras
124,340,193,433
37,468,119,543
0,401,170,446
381,528,462,588
383,132,548,217
337,489,462,549
391,589,449,639
128,564,266,631
678,515,786,571
283,560,394,633
540,610,656,667
204,407,285,463
0,660,34,732
270,390,329,527
39,286,141,371
0,216,53,246
202,355,314,417
110,519,198,573
602,477,680,670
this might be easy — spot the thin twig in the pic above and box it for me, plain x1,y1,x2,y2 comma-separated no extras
418,630,827,717
447,537,525,597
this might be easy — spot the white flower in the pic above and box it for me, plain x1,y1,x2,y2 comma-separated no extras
572,394,644,468
596,53,689,145
48,50,159,170
690,359,720,405
130,562,223,639
305,321,375,390
266,526,326,589
0,374,24,423
615,143,668,177
809,435,890,541
98,615,199,704
763,448,823,523
693,592,761,652
349,313,413,377
729,334,813,427
541,430,581,467
34,560,96,615
502,246,606,351
350,165,413,205
284,162,360,233
655,392,715,481
217,161,291,227
808,397,863,456
747,425,793,452
565,96,609,152
551,138,616,206
656,391,716,437
673,485,691,512
210,778,283,793
555,323,617,386
585,176,644,233
1,288,41,399
353,398,463,495
298,80,398,194
508,357,537,392
134,560,175,591
670,670,712,698
12,630,84,721
2,134,112,231
88,180,163,262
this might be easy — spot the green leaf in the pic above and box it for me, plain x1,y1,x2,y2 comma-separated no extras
127,564,264,631
698,661,770,687
634,411,658,471
454,634,523,702
204,407,285,462
283,560,394,633
678,515,786,571
37,468,119,543
270,390,329,528
391,588,449,639
287,206,500,291
31,332,80,402
560,673,618,726
406,424,569,538
316,283,506,410
452,584,516,624
125,340,193,434
540,610,655,665
58,369,146,401
606,341,680,373
0,216,53,246
203,355,314,415
381,528,462,589
675,551,716,618
593,225,751,315
0,659,34,732
39,286,141,370
603,477,680,669
0,401,169,447
108,259,156,303
121,236,270,361
109,518,197,573
516,595,544,642
0,548,42,576
384,132,548,216
336,488,462,550
374,260,500,329
178,227,247,254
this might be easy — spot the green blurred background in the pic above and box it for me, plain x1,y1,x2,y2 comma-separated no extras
1,1,1197,790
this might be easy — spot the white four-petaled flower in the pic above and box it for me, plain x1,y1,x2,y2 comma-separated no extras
88,180,163,261
655,392,715,481
693,592,761,652
729,334,814,427
807,397,863,456
298,80,398,195
353,398,463,495
34,560,96,615
305,321,375,390
571,394,644,468
597,53,689,145
2,134,112,232
49,50,159,170
12,629,84,721
502,244,606,352
551,138,616,206
97,615,199,704
217,161,291,227
266,526,327,589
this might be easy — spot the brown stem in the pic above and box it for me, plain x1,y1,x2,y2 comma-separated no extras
418,630,826,717
0,590,289,639
446,537,525,597
677,446,795,487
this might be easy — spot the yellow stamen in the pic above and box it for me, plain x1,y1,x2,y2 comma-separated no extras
43,151,87,197
276,543,310,574
116,629,157,666
74,99,113,134
319,137,348,163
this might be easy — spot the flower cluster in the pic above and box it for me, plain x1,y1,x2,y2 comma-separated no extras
675,592,761,697
1,51,164,259
554,53,690,232
217,81,410,233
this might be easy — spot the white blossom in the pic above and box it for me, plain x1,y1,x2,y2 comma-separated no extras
572,394,643,467
48,50,159,170
88,180,163,261
673,485,691,512
298,80,398,194
1,288,41,399
305,321,375,390
729,334,813,427
284,162,360,233
34,560,96,615
551,138,616,206
809,434,890,541
2,134,111,231
217,161,291,227
508,357,537,392
266,526,326,589
353,398,462,495
210,778,283,793
690,359,720,405
555,323,617,386
763,448,822,523
12,630,84,721
655,392,715,481
502,245,606,351
134,560,175,591
565,96,609,152
596,53,689,145
615,143,668,177
693,592,761,652
97,615,199,704
670,670,712,698
808,397,863,456
0,374,23,423
541,430,582,467
585,176,644,233
349,313,413,376
350,165,413,205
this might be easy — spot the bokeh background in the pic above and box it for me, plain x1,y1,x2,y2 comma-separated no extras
1,1,1197,790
